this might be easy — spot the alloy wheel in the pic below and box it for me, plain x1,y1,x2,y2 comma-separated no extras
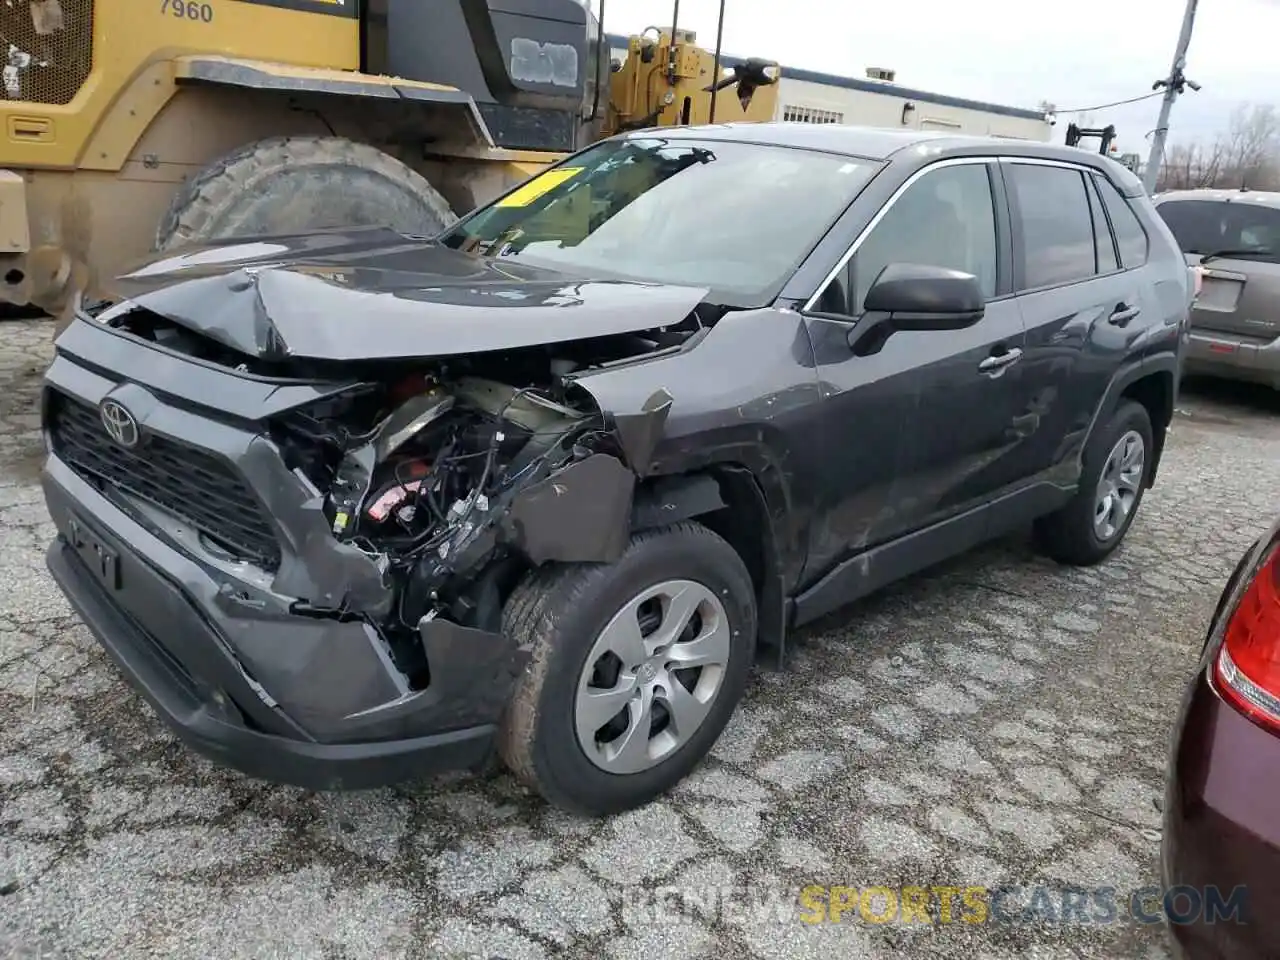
574,579,732,774
1093,429,1145,541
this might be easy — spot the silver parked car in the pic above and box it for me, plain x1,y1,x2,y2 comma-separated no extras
1153,188,1280,390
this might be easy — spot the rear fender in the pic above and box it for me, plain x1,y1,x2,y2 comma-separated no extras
1085,354,1179,486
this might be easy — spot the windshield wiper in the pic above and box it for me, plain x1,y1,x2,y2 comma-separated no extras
1193,247,1274,264
481,224,525,258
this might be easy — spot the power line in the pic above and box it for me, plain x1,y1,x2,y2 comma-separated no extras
1056,91,1165,114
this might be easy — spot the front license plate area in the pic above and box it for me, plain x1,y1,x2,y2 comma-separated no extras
67,515,122,591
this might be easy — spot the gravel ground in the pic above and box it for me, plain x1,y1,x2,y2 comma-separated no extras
1,317,1278,960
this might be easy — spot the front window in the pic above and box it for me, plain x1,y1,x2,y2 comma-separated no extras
853,163,998,309
437,137,879,305
1156,198,1280,263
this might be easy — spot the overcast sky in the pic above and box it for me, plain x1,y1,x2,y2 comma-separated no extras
598,0,1279,155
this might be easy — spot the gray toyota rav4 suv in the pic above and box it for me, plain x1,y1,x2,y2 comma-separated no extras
40,124,1192,815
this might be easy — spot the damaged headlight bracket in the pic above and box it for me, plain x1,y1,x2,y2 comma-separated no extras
501,453,636,565
311,380,679,636
608,388,673,480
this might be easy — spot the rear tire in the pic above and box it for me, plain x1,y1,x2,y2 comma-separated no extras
1035,399,1154,566
498,522,757,816
154,135,458,251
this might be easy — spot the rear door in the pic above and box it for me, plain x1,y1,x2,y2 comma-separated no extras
1154,196,1280,344
999,159,1156,487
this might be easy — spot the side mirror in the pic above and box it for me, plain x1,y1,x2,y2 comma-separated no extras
863,262,986,329
847,262,985,355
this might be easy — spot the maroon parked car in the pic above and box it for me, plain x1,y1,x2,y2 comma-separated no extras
1163,513,1280,957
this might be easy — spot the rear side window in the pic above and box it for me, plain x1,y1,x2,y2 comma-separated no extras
1094,175,1149,267
1156,198,1280,264
1008,163,1096,288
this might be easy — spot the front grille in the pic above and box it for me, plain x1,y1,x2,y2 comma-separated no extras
48,391,282,571
2,0,94,105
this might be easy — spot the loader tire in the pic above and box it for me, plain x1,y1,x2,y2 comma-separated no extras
154,135,458,251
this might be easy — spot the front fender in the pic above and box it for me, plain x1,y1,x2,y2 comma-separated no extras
568,307,825,592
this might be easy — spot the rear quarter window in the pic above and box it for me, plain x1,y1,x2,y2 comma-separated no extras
1086,177,1119,272
1094,175,1149,268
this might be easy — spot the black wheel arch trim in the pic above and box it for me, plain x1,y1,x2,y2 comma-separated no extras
631,462,794,667
1087,352,1179,488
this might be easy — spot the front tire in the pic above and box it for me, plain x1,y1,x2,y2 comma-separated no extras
1035,398,1155,566
498,522,757,816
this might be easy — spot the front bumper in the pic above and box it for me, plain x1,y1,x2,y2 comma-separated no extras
44,459,519,789
40,321,528,791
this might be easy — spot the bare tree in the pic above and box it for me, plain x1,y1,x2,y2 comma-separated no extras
1161,141,1225,190
1158,102,1280,191
1219,103,1280,188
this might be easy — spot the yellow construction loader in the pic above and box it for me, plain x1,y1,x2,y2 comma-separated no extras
0,0,779,321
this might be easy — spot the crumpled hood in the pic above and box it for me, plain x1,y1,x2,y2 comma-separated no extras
103,227,710,362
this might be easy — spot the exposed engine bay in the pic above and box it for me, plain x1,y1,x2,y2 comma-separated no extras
273,376,659,689
98,305,690,692
278,372,625,610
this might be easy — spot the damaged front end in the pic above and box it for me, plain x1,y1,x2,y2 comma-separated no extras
40,273,686,789
269,365,652,653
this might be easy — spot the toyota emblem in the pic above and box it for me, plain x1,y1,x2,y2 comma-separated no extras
99,399,140,448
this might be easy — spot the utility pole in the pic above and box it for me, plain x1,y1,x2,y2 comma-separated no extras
1143,0,1201,194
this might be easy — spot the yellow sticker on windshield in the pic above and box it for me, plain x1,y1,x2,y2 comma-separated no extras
496,167,584,207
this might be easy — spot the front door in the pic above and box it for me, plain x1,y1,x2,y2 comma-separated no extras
803,158,1029,554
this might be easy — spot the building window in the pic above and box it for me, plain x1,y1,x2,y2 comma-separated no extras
782,105,844,124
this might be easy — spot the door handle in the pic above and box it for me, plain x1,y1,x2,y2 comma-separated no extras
978,347,1023,375
1108,303,1141,327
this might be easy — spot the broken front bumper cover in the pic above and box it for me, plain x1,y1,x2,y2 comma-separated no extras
43,456,528,791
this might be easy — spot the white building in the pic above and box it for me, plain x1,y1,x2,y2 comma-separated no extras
607,34,1053,142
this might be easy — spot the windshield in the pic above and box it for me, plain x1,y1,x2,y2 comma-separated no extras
437,137,879,305
1156,198,1280,263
